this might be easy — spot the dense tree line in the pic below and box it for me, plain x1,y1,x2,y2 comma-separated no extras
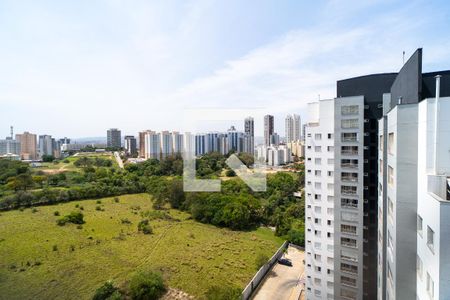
0,154,305,245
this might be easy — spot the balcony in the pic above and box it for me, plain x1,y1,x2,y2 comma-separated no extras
341,239,357,249
341,150,358,156
341,254,358,263
341,163,358,169
342,174,358,183
341,265,358,275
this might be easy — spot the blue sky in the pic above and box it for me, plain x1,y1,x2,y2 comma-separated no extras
1,0,450,138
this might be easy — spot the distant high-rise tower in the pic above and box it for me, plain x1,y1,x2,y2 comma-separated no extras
244,117,254,154
285,114,301,143
264,115,274,146
15,132,37,160
124,135,137,156
107,128,121,148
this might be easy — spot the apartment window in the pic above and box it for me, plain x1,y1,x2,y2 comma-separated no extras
341,211,358,223
380,134,384,152
341,159,358,169
380,159,383,175
341,276,357,287
341,224,357,235
315,133,322,140
327,208,333,215
417,215,423,236
341,198,358,209
388,132,395,155
341,146,358,155
327,183,334,190
314,207,322,214
341,289,356,300
341,132,358,142
327,146,334,152
341,119,359,129
427,272,434,299
328,133,332,139
314,254,322,261
341,237,357,248
388,166,394,186
341,185,357,195
341,172,358,182
341,263,357,275
315,230,322,237
341,105,359,115
327,196,334,202
315,170,322,176
416,255,423,280
328,171,333,177
327,232,332,238
307,133,311,138
316,266,322,272
327,158,334,164
327,220,332,226
315,218,321,225
388,198,394,220
427,226,435,252
315,182,322,189
314,277,322,285
315,146,322,152
315,158,322,165
314,290,321,297
314,194,322,201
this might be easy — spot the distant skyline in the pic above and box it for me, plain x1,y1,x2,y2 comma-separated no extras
1,0,450,138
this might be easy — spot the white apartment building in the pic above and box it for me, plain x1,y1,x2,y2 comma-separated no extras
286,114,301,143
144,131,160,160
305,99,336,300
377,74,450,300
160,131,173,159
267,145,291,166
172,131,184,154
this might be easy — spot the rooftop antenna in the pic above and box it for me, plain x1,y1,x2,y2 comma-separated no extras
10,126,13,139
403,51,405,65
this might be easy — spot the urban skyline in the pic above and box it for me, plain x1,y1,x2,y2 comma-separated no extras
2,1,450,138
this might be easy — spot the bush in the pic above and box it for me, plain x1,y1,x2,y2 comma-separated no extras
129,270,166,300
225,169,236,177
137,220,153,234
54,211,60,216
57,212,85,226
92,280,122,300
255,253,269,270
205,285,241,300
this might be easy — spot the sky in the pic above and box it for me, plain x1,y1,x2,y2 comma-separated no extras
1,0,450,139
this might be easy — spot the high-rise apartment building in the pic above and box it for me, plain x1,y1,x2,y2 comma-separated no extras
305,48,450,300
107,128,121,148
139,130,150,158
377,50,450,300
227,126,244,153
124,135,137,156
38,135,54,157
205,132,220,153
195,134,206,156
0,127,21,155
160,131,173,160
16,131,37,160
244,117,254,154
144,131,160,160
184,132,194,158
285,114,301,143
264,115,274,146
172,131,184,154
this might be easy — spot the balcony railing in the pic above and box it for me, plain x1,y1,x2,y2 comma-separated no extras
341,240,357,248
341,150,358,155
342,137,358,142
341,254,358,263
342,176,358,183
341,266,358,275
341,163,358,169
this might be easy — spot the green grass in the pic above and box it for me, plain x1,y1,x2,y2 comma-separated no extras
0,194,283,300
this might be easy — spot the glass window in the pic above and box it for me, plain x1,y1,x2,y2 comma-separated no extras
417,215,423,236
417,255,423,279
388,133,395,155
341,105,359,115
427,272,434,299
341,119,359,129
427,226,435,252
388,166,394,186
342,132,358,142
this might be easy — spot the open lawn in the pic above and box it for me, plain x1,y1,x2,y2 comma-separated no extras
0,194,284,300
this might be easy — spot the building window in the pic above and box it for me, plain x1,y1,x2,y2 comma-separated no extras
341,119,359,129
314,194,322,201
380,134,384,152
341,224,357,235
341,146,358,155
327,146,334,152
388,198,394,220
388,132,395,155
328,133,332,139
341,186,357,195
315,146,322,152
341,237,357,248
341,159,358,169
315,133,322,140
388,166,394,186
315,182,322,189
427,226,435,252
327,158,334,164
341,172,358,182
380,159,383,175
416,255,423,280
417,215,423,236
341,198,358,209
341,105,359,115
342,132,358,142
315,158,322,165
341,276,357,287
341,263,358,275
315,170,322,176
427,272,434,299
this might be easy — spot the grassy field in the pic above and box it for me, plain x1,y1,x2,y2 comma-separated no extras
0,194,283,300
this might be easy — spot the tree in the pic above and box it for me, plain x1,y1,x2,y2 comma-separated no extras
92,281,122,300
6,173,33,191
167,179,185,209
42,155,55,162
32,175,47,188
129,270,166,300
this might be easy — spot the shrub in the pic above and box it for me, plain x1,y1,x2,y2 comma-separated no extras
52,245,58,251
255,253,269,270
114,197,119,203
129,270,166,300
31,208,38,213
120,218,132,225
57,212,85,226
92,280,122,300
137,220,153,235
95,206,102,211
205,285,241,300
54,211,60,216
225,169,236,177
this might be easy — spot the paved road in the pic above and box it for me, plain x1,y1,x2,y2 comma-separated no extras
252,246,305,300
114,152,124,169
